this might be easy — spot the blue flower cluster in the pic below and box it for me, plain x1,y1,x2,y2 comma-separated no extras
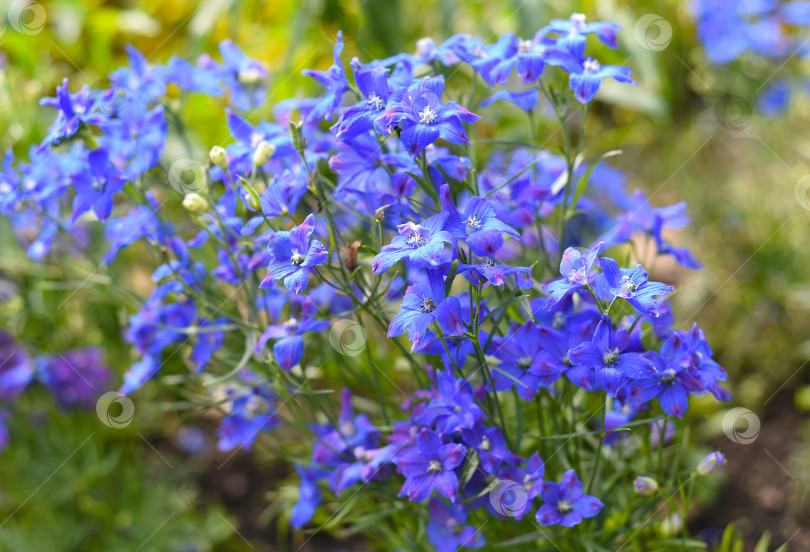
0,12,730,548
692,0,810,116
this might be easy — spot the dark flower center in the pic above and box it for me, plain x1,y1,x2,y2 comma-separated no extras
621,276,638,292
420,297,437,313
290,249,306,266
406,232,427,247
602,348,620,366
660,368,676,385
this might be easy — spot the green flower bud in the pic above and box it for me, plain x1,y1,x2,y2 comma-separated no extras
209,146,228,170
253,141,275,167
289,120,305,152
182,192,208,213
696,451,725,476
633,476,658,496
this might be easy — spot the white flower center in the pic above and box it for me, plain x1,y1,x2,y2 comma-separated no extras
480,436,491,451
427,459,442,472
571,13,587,32
466,213,482,230
557,499,573,514
419,106,438,124
518,39,533,53
583,58,601,74
621,276,637,292
366,93,385,110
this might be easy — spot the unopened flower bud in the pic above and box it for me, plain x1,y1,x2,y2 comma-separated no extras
659,513,683,537
253,141,275,167
209,146,228,170
696,451,725,476
245,192,261,211
289,121,305,152
633,476,658,496
182,192,208,213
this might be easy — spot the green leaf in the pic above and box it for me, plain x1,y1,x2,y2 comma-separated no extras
569,149,623,209
405,171,439,204
445,260,459,296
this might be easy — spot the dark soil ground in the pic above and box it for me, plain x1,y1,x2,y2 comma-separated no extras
694,389,810,551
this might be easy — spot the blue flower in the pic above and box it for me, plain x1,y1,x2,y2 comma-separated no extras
395,428,466,502
480,89,540,113
477,32,554,85
302,31,348,123
290,464,324,528
491,321,564,400
372,213,457,274
596,260,674,317
418,370,483,433
332,58,391,140
260,214,329,294
38,78,107,148
214,40,268,111
426,499,485,550
537,469,603,527
70,148,125,221
623,351,704,418
378,76,480,156
567,315,648,396
545,50,636,103
35,347,112,409
547,13,621,57
256,299,330,370
461,423,520,474
0,331,34,401
542,242,604,310
216,371,281,451
388,270,464,352
458,258,533,290
441,189,521,258
493,452,545,520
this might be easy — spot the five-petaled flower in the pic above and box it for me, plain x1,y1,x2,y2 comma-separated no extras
260,214,328,293
395,428,466,502
378,76,481,156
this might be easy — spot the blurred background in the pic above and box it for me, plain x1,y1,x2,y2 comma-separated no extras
1,0,809,550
